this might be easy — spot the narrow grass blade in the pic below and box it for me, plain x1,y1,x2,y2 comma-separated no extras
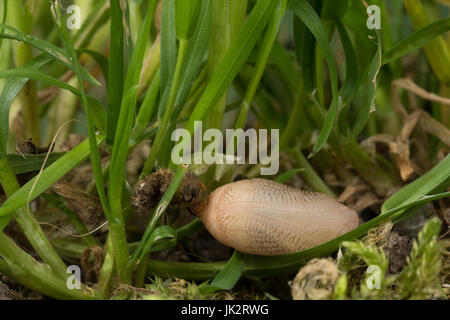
403,0,450,83
208,251,246,291
0,135,105,231
77,48,109,83
321,0,349,21
52,1,110,239
289,0,339,157
205,0,248,130
172,0,211,120
71,0,107,45
123,0,134,64
175,0,201,40
0,67,106,133
0,55,51,159
139,226,177,261
42,193,98,247
160,0,177,98
0,23,99,85
109,0,157,209
7,153,65,174
0,68,82,94
275,168,304,183
0,233,97,299
234,0,287,129
351,31,382,138
133,70,161,140
131,165,187,267
382,155,450,213
335,21,360,135
293,1,320,94
270,41,302,97
0,0,7,50
383,17,450,65
185,0,279,134
106,0,125,145
108,85,138,206
336,21,359,106
108,0,158,281
142,0,277,175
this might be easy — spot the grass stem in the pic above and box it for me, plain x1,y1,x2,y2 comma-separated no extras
141,38,190,176
0,157,68,280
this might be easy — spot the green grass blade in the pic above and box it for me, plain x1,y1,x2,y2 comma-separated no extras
123,0,134,64
336,21,359,106
0,55,51,159
51,0,109,225
106,0,125,145
109,0,157,211
0,0,7,50
205,0,248,130
382,155,450,214
147,260,225,281
0,23,99,85
0,233,97,299
160,0,177,98
275,168,304,183
108,85,138,207
403,0,450,84
75,3,110,50
124,0,158,92
139,226,177,261
107,0,158,281
142,0,277,175
383,17,450,65
133,70,161,140
175,0,201,40
342,1,377,69
77,48,109,83
130,165,187,268
234,0,287,129
172,0,211,120
321,0,349,21
0,135,105,231
42,193,98,247
185,0,279,135
351,31,382,138
7,153,65,174
0,67,106,133
293,1,320,94
289,0,339,157
71,0,107,45
270,41,302,97
336,21,360,135
87,97,107,134
0,67,81,93
209,251,246,291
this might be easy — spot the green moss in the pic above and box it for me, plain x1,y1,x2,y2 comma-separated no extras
335,218,445,300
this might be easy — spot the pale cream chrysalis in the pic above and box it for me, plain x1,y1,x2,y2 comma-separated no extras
198,178,359,256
